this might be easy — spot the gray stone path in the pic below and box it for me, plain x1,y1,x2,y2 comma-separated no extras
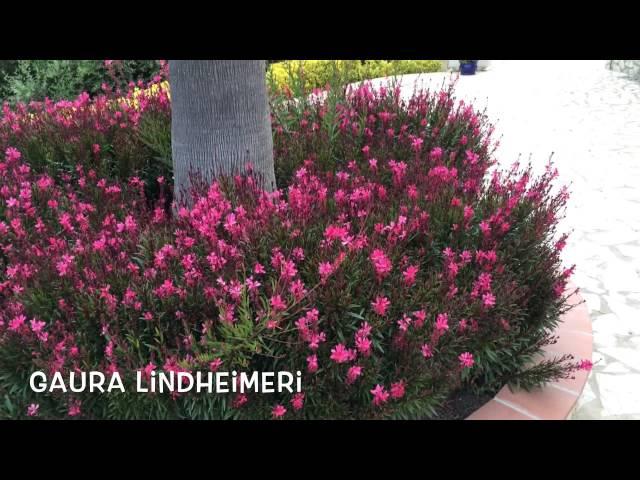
377,61,640,419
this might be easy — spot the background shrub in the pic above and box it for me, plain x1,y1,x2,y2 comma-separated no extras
0,60,160,104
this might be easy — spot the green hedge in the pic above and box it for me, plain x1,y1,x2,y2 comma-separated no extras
0,60,160,104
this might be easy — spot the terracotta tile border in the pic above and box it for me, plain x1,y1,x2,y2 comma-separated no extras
466,283,592,420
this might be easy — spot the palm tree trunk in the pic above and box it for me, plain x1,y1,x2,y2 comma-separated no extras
170,60,276,203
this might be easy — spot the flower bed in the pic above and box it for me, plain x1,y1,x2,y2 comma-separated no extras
0,77,591,419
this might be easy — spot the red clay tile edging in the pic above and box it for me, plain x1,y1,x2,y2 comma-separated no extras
466,283,592,420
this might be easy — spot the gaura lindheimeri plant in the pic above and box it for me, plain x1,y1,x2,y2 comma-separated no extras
0,61,171,201
0,80,590,419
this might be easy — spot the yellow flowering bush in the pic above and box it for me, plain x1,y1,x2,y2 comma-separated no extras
267,60,443,92
119,80,170,110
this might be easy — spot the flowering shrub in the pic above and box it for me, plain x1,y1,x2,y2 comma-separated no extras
0,80,589,419
0,63,171,199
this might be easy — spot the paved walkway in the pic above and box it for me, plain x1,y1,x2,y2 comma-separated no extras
379,61,640,419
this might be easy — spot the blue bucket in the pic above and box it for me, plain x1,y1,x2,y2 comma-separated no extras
460,62,477,75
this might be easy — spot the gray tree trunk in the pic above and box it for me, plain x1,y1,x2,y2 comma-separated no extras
170,60,276,203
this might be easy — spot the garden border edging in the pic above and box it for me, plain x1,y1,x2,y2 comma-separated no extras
466,283,592,420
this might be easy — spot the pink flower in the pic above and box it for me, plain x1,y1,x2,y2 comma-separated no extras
435,313,449,331
318,261,334,282
459,352,474,368
421,344,433,359
272,404,287,418
370,249,392,279
402,264,419,286
579,359,593,371
371,296,390,316
355,336,372,356
209,358,223,371
390,381,405,399
155,279,176,299
141,362,156,381
346,365,363,384
397,314,412,332
330,343,356,364
254,263,266,275
9,314,26,331
68,399,82,417
55,254,75,277
29,318,46,333
27,404,39,417
5,146,21,162
291,392,305,411
233,394,248,409
307,354,318,373
370,384,390,406
270,294,287,312
482,292,496,308
414,310,427,329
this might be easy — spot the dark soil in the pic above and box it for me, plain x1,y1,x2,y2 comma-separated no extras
430,388,494,420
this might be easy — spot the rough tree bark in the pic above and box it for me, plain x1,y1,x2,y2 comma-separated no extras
170,60,276,203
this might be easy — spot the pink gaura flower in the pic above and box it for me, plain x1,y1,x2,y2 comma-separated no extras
68,399,82,417
270,294,287,312
371,296,390,316
318,261,334,282
397,314,412,332
390,381,405,399
482,292,496,308
435,313,449,331
459,352,474,368
306,354,318,373
29,318,46,334
9,314,26,331
209,358,223,371
55,254,75,277
27,404,39,417
346,365,363,385
421,344,433,359
429,147,443,161
370,384,390,406
402,264,419,286
370,249,392,279
272,404,287,418
414,310,427,329
233,394,248,409
291,392,305,411
330,343,356,364
579,359,593,371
